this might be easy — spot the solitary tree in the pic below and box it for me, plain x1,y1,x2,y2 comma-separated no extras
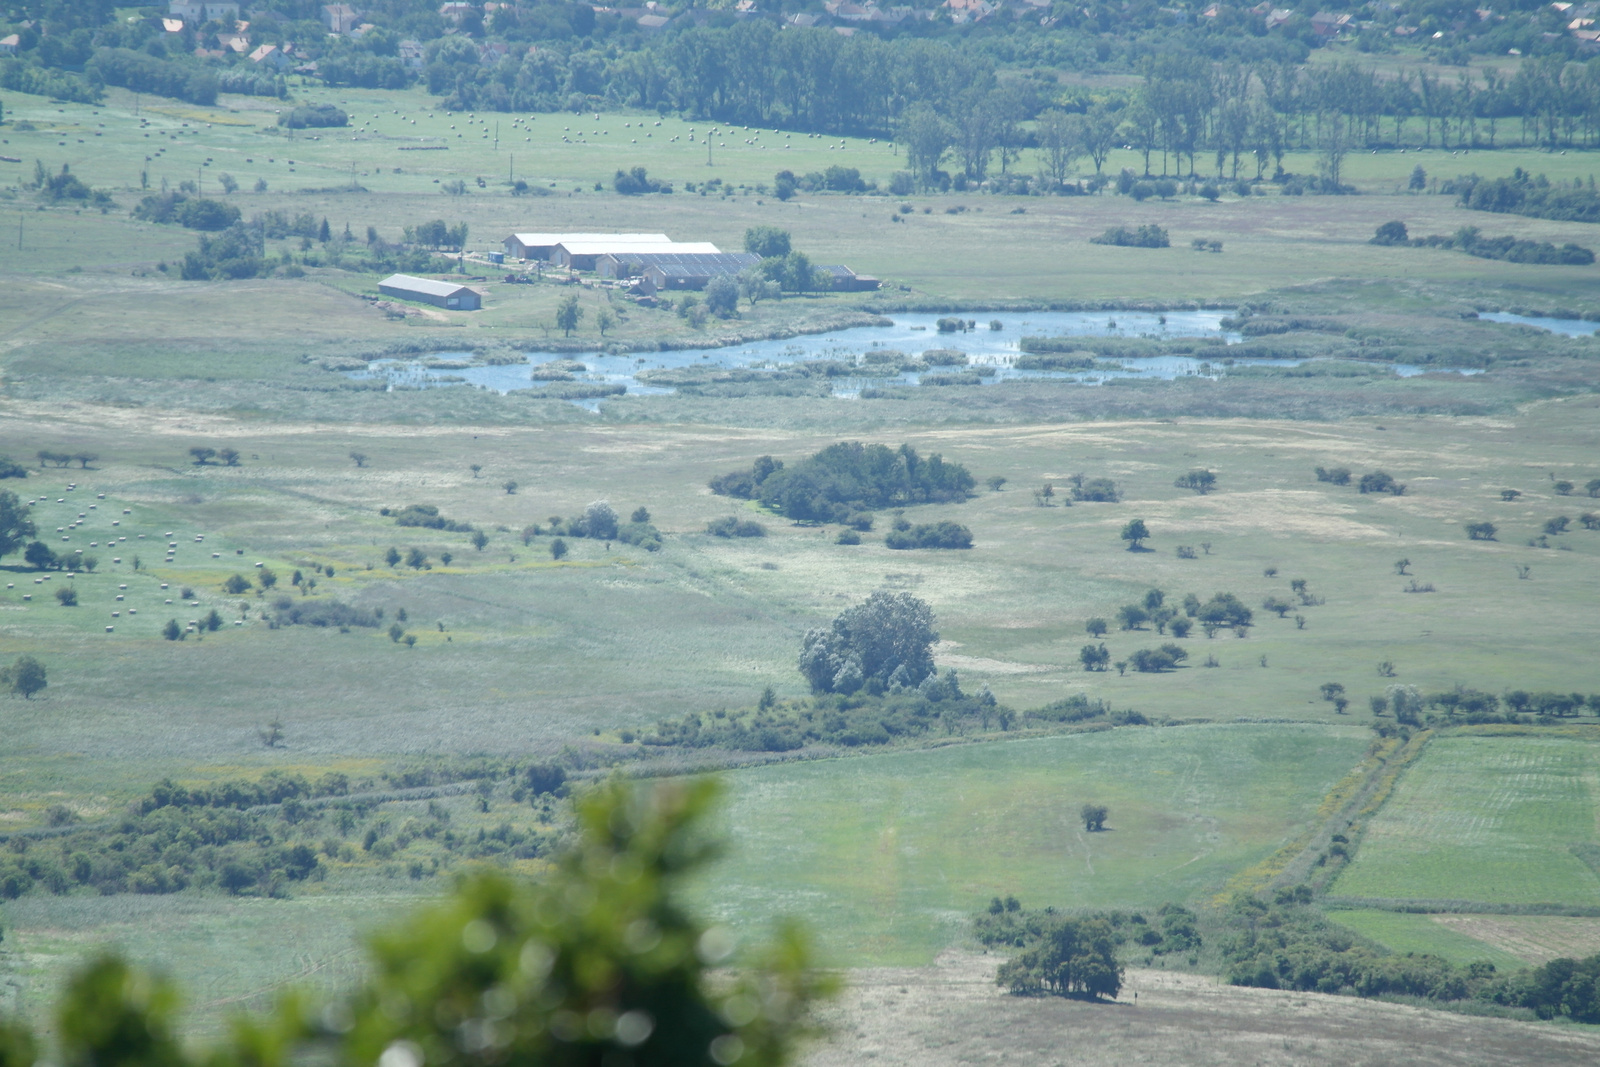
350,451,369,468
162,618,183,641
503,480,518,495
189,446,216,465
1085,616,1108,637
217,448,241,467
222,573,251,594
596,307,617,336
550,537,568,560
0,490,36,564
5,655,46,699
1174,470,1216,494
1394,558,1411,575
1466,521,1497,541
1080,804,1109,832
385,546,401,567
799,591,937,694
555,294,583,337
1079,643,1110,671
470,530,489,551
1120,519,1150,550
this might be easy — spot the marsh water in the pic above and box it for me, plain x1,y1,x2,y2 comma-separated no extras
351,309,1451,408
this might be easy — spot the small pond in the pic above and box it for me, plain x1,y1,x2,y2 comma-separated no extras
1479,311,1600,337
350,310,1453,409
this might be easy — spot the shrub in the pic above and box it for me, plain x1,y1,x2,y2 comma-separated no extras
707,516,766,538
1370,220,1409,245
1130,644,1188,672
885,521,973,550
1466,521,1498,540
1358,470,1404,495
1314,466,1352,485
222,574,251,595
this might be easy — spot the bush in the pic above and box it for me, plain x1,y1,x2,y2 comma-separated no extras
707,516,766,538
612,166,671,194
1370,220,1409,245
885,521,973,550
1358,470,1404,495
1129,644,1188,672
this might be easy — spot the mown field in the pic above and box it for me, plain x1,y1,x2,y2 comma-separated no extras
1334,736,1600,907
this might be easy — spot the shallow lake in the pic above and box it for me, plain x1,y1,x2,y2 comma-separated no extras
351,310,1451,408
1479,311,1600,337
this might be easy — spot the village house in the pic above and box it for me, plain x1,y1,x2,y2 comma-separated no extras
322,4,362,33
168,1,240,22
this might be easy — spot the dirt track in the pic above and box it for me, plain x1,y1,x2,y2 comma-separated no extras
800,952,1600,1066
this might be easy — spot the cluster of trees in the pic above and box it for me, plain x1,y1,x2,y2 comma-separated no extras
1090,224,1171,249
0,778,824,1067
25,161,110,207
524,502,662,552
1222,891,1600,1023
711,442,975,525
278,103,349,129
1458,169,1600,224
1092,588,1255,646
404,219,469,251
975,900,1188,1000
87,46,217,105
133,192,242,232
1368,684,1600,725
1371,221,1595,265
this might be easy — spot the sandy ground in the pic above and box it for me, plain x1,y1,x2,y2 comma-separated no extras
800,952,1600,1067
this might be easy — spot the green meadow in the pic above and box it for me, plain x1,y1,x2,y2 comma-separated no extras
699,724,1369,965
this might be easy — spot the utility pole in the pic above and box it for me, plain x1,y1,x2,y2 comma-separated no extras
197,165,203,198
706,133,713,168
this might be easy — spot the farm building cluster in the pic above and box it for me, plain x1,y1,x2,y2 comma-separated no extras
502,231,880,294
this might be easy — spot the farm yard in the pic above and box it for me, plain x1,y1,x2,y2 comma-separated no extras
4,59,1600,1055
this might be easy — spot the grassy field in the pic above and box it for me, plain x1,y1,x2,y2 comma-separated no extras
1334,736,1600,905
4,75,1600,1047
696,724,1369,965
1,397,1598,810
